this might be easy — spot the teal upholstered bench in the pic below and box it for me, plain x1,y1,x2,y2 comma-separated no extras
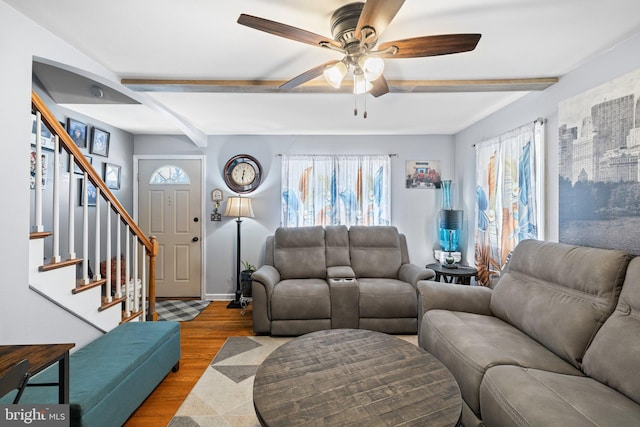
1,321,180,427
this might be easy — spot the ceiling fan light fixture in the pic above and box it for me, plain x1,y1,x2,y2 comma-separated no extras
353,72,372,95
323,61,348,88
360,56,384,81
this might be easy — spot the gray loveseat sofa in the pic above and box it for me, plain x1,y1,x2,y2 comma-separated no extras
251,225,435,336
418,239,640,426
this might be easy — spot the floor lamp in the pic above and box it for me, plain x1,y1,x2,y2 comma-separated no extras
224,196,254,308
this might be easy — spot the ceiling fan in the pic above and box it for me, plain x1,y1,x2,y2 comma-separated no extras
237,0,481,98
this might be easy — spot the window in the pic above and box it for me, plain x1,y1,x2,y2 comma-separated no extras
475,120,545,285
281,155,391,227
149,165,190,184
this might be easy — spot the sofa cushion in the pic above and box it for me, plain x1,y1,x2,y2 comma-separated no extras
325,225,350,267
582,256,640,405
490,239,631,369
274,226,326,279
421,310,583,416
358,278,417,318
271,279,330,320
349,226,402,278
480,365,640,427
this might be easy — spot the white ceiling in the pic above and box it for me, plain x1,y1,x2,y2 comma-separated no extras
8,0,640,141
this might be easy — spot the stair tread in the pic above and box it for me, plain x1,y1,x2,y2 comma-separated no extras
30,231,52,240
39,258,82,272
73,278,107,294
99,296,126,312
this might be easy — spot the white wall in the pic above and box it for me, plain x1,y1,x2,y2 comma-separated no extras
0,1,133,345
454,32,640,264
135,134,456,298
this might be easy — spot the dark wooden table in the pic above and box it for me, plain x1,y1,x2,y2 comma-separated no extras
0,343,75,403
426,263,478,285
253,329,461,427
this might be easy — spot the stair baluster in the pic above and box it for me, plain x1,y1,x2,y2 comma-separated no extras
68,154,76,260
34,111,44,233
52,135,61,263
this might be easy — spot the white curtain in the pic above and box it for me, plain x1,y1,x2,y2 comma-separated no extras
474,120,545,285
281,155,391,227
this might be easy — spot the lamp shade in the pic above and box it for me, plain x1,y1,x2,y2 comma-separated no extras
440,209,463,230
224,196,254,218
323,61,348,88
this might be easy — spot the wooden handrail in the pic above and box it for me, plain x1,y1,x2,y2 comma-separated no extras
32,90,157,320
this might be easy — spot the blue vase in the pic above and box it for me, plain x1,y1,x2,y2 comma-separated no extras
438,181,462,252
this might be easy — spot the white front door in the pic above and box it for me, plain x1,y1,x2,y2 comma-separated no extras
138,159,202,297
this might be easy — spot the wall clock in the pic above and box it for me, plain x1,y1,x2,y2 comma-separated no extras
223,154,263,194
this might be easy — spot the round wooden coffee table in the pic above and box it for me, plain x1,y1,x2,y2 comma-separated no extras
253,329,461,426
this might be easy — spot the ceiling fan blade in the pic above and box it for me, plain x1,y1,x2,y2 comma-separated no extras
377,34,481,59
238,14,341,49
280,60,340,90
355,0,405,43
369,75,389,97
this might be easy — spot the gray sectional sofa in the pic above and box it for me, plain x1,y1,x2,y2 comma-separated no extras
251,225,435,336
418,239,640,427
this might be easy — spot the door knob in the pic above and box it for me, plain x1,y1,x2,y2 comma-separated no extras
194,217,199,222
192,237,199,242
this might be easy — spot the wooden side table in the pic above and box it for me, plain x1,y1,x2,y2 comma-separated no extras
426,262,478,285
0,343,75,403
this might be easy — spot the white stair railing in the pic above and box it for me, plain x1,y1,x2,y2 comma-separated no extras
31,90,158,323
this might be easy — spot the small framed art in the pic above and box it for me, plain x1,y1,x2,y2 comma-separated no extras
31,113,54,150
30,149,48,189
405,160,442,189
104,163,121,190
90,127,110,157
80,179,97,207
74,155,93,174
67,117,88,148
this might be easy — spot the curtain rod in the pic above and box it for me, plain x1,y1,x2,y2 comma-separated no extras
276,153,398,157
473,117,546,147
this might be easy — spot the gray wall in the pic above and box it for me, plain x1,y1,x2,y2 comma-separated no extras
1,0,128,346
135,134,457,298
454,32,640,264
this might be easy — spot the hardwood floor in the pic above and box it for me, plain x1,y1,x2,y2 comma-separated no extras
124,301,254,427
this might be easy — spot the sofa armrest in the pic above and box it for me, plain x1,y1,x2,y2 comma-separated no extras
251,265,280,294
399,263,436,287
327,266,356,279
417,280,493,315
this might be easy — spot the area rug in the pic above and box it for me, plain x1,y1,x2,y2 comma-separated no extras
155,299,211,322
168,334,419,426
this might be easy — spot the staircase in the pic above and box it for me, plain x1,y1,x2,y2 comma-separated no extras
29,91,157,332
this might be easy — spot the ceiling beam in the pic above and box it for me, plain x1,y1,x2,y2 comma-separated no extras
121,77,558,94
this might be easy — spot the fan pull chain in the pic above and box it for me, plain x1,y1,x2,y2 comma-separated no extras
353,94,368,118
363,95,367,119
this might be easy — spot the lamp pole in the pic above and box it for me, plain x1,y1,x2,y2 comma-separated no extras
228,215,243,308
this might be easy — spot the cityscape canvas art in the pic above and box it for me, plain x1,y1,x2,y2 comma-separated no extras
558,68,640,254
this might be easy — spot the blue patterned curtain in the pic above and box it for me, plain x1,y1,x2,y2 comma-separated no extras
281,155,391,227
475,121,544,285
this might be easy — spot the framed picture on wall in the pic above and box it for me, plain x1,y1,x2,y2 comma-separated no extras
67,117,88,148
31,113,54,151
90,127,110,157
30,149,48,189
73,155,93,174
79,179,97,207
104,163,121,190
405,160,442,189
